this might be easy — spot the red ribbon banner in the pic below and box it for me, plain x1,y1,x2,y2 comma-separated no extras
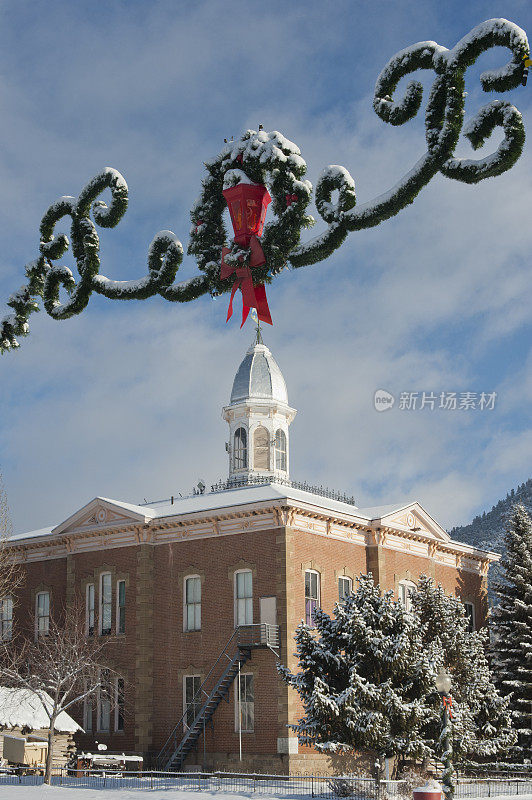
220,235,273,328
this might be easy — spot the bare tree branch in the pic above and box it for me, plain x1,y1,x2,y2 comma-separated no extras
0,604,118,783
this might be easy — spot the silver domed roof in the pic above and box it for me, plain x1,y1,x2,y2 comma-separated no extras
230,343,288,405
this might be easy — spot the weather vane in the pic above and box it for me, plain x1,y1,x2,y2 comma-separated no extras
0,18,529,352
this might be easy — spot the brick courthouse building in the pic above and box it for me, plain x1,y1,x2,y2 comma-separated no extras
5,339,499,774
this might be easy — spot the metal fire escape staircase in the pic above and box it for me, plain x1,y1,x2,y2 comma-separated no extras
157,624,279,772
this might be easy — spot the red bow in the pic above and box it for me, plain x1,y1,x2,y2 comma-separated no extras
442,696,453,718
220,236,272,327
286,193,298,206
236,154,243,164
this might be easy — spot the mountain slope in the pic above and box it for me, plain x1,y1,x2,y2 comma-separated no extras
449,478,532,599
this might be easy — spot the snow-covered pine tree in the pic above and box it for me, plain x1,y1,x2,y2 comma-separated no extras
491,504,532,760
412,576,515,761
279,573,514,768
278,574,438,761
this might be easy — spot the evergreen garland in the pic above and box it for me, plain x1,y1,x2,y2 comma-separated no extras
491,505,532,761
0,18,528,352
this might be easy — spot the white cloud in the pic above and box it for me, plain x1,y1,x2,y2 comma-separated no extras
0,0,530,536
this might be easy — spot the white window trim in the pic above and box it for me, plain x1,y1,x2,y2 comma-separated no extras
0,596,13,641
35,591,50,639
83,694,93,733
234,672,254,733
116,579,126,635
86,584,95,637
183,575,201,632
274,428,287,471
398,580,417,613
234,569,253,627
99,572,112,636
338,575,352,602
305,570,320,627
233,426,248,471
464,601,476,632
114,676,125,732
97,674,111,733
183,674,201,732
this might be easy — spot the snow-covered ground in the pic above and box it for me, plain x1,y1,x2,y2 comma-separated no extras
0,787,531,800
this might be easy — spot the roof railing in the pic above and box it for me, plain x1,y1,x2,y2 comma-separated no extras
141,476,356,508
210,475,356,505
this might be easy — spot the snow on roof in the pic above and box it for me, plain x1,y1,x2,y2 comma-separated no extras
9,486,426,543
8,526,54,543
0,687,81,733
145,482,361,520
351,502,414,520
96,497,158,518
81,753,143,762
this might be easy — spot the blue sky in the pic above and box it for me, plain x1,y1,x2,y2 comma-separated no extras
0,0,530,534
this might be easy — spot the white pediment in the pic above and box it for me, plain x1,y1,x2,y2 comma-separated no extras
52,497,152,536
377,503,450,542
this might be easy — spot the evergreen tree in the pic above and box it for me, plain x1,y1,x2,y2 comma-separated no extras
278,574,438,760
412,576,514,760
279,574,514,764
492,504,532,760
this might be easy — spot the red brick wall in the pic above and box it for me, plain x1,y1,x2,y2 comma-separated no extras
9,522,490,770
151,529,280,757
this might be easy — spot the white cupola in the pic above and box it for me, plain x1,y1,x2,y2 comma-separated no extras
222,334,297,483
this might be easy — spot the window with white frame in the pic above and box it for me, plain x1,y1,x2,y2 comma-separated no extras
233,427,248,470
184,576,201,631
97,670,111,732
83,685,93,732
274,429,287,471
235,673,254,732
115,677,125,732
0,597,13,641
398,580,416,613
338,576,352,603
86,584,95,636
464,602,475,633
235,570,253,626
36,591,50,637
100,573,112,635
305,570,320,626
184,675,201,729
116,580,126,635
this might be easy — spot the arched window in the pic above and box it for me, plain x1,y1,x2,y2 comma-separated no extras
235,570,253,626
184,575,201,631
274,429,287,471
305,570,320,626
253,426,270,470
233,427,247,470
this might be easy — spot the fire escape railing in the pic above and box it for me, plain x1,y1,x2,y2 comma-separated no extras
157,624,279,771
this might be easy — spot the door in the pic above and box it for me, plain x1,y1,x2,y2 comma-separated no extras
260,596,277,625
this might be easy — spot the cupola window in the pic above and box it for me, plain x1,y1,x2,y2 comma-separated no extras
233,427,248,470
274,429,287,471
253,426,270,470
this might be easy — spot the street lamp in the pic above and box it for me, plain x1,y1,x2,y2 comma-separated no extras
435,668,455,800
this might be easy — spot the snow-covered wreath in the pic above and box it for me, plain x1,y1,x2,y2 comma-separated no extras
1,18,529,351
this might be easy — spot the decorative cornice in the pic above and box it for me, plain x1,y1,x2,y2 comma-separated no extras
6,496,498,574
